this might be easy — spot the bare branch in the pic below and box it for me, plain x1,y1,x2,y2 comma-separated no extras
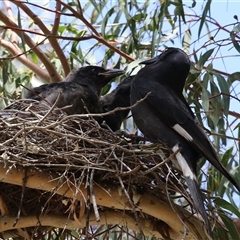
0,38,51,81
3,0,18,43
59,0,135,62
11,0,70,77
0,10,61,83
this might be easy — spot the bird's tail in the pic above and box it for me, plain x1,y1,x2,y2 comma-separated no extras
173,145,212,237
185,177,212,237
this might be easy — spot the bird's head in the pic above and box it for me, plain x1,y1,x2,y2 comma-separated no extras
64,65,125,90
140,48,190,70
139,48,190,94
97,67,126,87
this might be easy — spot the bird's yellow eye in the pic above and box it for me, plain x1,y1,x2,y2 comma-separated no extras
164,48,169,52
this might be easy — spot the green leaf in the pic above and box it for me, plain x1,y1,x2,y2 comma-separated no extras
220,213,240,239
198,48,214,67
230,31,240,53
215,74,230,116
125,59,142,74
58,25,67,34
232,23,240,32
209,81,221,127
221,147,233,166
66,25,79,35
227,72,240,85
101,83,112,96
215,198,240,218
201,88,209,113
77,29,87,38
17,7,27,55
198,0,212,38
218,117,226,145
192,48,198,63
101,7,115,38
132,13,146,21
2,62,8,86
238,125,240,152
182,29,191,51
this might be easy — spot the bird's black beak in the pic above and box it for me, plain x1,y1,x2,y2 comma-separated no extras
99,69,125,78
139,56,159,65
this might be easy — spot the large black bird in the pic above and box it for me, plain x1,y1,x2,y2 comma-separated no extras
25,66,125,115
130,47,240,235
99,76,134,131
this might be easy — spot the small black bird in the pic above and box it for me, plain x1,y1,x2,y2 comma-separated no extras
25,66,125,115
99,76,134,131
131,47,240,235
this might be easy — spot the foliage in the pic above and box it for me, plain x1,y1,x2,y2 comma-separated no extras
0,0,239,239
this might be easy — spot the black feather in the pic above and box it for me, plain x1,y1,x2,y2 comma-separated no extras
99,76,133,131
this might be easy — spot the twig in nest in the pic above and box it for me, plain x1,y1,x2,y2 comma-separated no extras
37,91,63,126
90,152,101,222
115,130,147,143
112,149,131,172
120,165,141,177
85,164,91,237
13,168,28,227
143,147,181,175
114,163,145,238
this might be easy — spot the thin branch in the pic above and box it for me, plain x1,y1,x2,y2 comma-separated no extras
0,38,51,81
11,0,70,77
58,0,135,62
143,148,181,175
17,1,74,16
115,163,144,236
0,25,99,42
0,10,62,82
3,0,18,43
52,1,61,35
36,91,63,126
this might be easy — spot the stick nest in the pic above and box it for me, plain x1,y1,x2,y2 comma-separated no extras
0,100,212,239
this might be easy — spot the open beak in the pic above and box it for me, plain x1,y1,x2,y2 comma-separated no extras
98,69,125,78
139,56,159,65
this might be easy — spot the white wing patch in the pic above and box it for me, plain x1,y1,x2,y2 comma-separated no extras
172,124,193,142
172,144,196,181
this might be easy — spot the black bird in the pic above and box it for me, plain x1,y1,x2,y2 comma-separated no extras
25,66,125,115
140,48,195,118
99,76,134,131
130,47,240,235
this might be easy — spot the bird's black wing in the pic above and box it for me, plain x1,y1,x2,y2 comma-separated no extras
134,80,240,192
25,83,59,101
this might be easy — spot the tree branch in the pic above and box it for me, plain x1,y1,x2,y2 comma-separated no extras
0,10,61,83
3,0,18,43
0,38,51,81
58,0,135,62
11,0,70,77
